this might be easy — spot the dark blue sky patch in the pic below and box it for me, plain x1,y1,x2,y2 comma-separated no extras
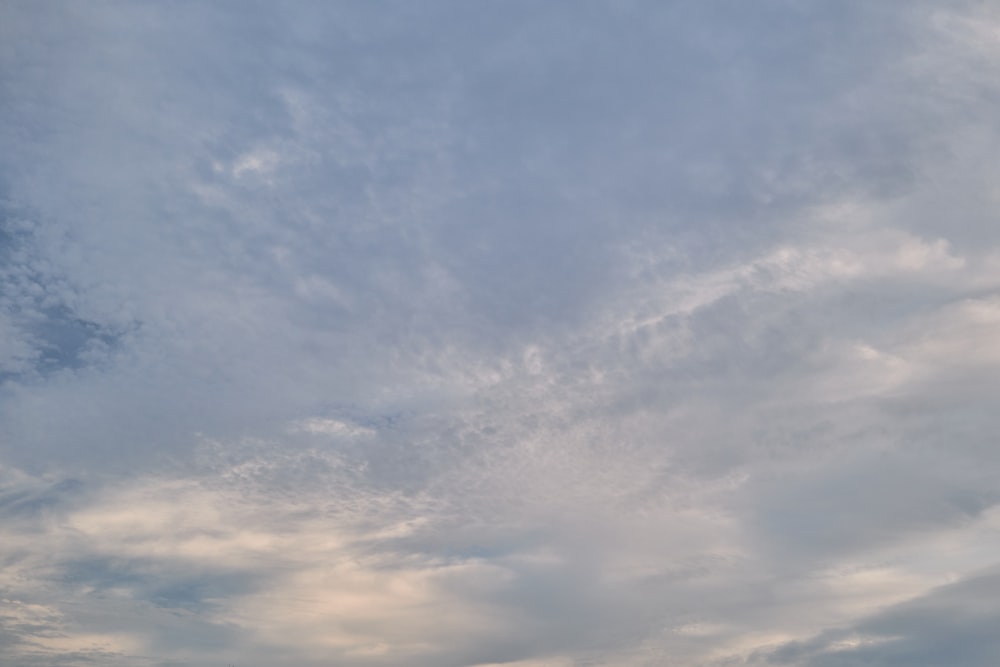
31,305,123,373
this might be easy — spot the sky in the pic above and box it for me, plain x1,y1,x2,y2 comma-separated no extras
2,1,1000,665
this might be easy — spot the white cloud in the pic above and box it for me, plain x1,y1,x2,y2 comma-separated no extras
291,417,374,438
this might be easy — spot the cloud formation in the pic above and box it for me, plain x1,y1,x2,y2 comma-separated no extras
3,1,1000,665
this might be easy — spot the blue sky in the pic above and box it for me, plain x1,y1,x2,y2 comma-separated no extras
3,1,1000,665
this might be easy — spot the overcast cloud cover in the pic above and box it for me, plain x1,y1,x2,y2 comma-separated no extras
2,1,1000,665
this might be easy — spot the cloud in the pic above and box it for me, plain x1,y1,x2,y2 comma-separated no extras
2,0,1000,665
756,566,1000,667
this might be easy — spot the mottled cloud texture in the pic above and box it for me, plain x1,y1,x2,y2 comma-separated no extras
3,2,1000,665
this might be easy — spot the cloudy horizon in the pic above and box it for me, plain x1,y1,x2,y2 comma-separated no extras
3,2,1000,665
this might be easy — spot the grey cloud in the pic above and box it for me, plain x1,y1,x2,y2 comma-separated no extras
759,568,1000,667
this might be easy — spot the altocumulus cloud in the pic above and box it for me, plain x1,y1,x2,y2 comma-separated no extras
2,1,1000,665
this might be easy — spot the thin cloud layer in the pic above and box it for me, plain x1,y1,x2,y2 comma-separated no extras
2,1,1000,665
